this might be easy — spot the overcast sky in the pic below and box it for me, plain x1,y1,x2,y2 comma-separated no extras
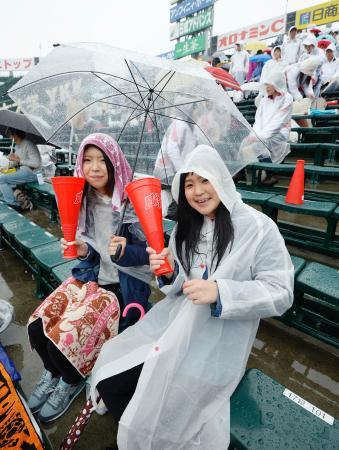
1,0,325,58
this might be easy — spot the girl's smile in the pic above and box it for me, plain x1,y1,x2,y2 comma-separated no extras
184,173,220,219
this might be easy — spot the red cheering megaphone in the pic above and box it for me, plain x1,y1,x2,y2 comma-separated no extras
51,176,85,258
125,177,173,276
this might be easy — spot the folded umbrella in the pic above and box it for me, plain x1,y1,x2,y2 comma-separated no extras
204,66,241,91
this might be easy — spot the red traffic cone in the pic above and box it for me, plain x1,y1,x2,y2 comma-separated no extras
285,160,305,205
125,177,173,276
51,176,85,258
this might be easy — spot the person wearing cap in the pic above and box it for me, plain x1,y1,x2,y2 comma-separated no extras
282,26,303,65
230,42,249,84
299,34,326,63
321,43,339,86
251,71,293,185
285,56,321,101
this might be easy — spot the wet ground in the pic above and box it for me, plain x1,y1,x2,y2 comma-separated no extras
0,207,338,449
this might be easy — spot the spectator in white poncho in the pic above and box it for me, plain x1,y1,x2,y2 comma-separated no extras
282,26,303,65
230,42,249,84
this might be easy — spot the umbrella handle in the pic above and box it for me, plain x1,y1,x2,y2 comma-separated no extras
110,244,122,262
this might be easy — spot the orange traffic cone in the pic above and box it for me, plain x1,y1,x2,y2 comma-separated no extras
285,160,305,205
51,176,85,258
125,177,173,276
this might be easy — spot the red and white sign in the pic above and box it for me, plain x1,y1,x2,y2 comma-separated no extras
216,15,286,51
0,57,37,72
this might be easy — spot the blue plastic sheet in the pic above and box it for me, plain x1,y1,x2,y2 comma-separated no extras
0,342,21,381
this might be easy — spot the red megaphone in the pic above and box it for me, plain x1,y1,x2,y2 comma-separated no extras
51,176,85,258
125,177,173,276
285,160,305,205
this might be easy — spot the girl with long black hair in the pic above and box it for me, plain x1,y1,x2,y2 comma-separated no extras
91,145,294,450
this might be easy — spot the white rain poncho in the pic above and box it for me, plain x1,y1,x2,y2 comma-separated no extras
90,145,294,450
282,27,303,64
286,57,321,101
260,46,288,84
230,43,249,84
252,72,293,163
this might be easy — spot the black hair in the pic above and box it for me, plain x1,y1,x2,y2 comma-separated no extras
8,128,26,139
175,173,234,275
82,144,115,200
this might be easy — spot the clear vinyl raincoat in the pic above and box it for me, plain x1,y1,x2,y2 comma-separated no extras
90,146,294,450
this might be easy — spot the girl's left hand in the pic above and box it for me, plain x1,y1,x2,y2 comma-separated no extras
182,279,219,305
109,235,127,259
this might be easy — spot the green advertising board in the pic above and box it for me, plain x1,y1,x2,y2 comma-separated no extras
174,34,206,59
170,7,213,40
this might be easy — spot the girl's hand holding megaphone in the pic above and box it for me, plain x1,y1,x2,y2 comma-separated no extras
60,238,88,258
147,247,174,279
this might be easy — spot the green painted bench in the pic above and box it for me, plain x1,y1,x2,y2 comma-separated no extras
248,162,339,186
293,262,339,348
289,143,339,166
266,195,338,256
291,126,339,144
50,259,79,288
230,368,339,450
0,208,24,250
14,228,58,273
237,189,276,216
23,182,58,222
31,241,76,298
1,218,40,253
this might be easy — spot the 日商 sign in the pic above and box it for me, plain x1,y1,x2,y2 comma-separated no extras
170,6,214,40
295,1,339,29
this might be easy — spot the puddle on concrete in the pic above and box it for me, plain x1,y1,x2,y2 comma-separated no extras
0,231,338,449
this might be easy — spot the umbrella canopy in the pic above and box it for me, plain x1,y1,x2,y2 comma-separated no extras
8,43,269,181
244,41,267,52
249,54,271,63
204,66,241,91
0,109,49,145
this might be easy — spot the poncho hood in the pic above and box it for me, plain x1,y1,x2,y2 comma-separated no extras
171,145,240,214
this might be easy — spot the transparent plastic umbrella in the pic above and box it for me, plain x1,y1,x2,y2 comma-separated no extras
8,42,269,184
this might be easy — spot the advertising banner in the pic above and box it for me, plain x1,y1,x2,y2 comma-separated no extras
295,1,339,29
216,15,286,51
170,6,213,40
174,34,206,58
170,0,214,23
0,57,37,71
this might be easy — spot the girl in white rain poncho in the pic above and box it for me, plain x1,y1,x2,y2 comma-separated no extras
90,145,294,450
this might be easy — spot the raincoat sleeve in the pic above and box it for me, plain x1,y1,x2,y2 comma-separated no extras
286,66,303,101
253,95,293,140
214,221,294,320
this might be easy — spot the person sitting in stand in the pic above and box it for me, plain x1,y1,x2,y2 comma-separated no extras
27,133,151,423
245,71,293,185
90,145,293,450
321,43,339,88
0,128,41,211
